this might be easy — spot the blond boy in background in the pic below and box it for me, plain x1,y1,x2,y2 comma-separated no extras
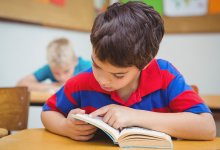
17,38,91,92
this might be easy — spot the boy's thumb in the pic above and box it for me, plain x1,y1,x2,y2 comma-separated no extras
71,108,85,115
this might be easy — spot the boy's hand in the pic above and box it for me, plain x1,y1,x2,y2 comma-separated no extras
90,104,137,130
64,108,97,141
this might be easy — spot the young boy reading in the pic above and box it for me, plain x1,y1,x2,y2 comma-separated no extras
41,2,216,141
17,38,91,92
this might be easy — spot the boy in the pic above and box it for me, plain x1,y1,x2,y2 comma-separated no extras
41,2,216,141
17,38,91,92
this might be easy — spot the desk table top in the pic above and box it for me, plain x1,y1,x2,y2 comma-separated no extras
0,128,220,150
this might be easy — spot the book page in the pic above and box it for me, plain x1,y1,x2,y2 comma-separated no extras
71,114,120,142
119,127,172,142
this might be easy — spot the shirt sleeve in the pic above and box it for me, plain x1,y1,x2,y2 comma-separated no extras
42,76,80,116
34,65,57,82
165,63,211,114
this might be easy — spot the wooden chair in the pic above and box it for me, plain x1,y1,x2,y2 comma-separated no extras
0,87,30,138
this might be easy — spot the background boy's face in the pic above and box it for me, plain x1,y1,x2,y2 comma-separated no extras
51,63,74,84
91,52,140,92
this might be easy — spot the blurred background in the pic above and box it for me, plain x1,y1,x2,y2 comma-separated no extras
0,0,219,131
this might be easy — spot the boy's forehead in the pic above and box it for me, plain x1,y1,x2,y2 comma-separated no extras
91,53,138,74
91,49,123,68
91,52,110,66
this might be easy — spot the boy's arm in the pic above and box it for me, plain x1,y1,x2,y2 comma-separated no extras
41,109,97,141
90,104,216,140
134,110,216,140
40,74,98,141
16,74,61,92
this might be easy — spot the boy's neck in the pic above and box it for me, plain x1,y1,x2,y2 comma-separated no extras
117,72,141,102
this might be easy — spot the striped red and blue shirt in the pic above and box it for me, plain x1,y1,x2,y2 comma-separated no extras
42,59,211,116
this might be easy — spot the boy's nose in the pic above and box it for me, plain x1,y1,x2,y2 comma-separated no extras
99,78,110,86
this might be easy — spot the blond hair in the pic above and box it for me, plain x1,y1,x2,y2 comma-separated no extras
47,38,75,67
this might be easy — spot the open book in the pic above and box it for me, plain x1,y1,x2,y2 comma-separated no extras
71,114,173,149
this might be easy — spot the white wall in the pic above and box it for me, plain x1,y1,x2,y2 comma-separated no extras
0,21,220,128
158,33,220,95
0,21,92,87
0,21,92,128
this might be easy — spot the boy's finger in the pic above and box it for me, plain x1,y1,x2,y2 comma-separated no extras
74,120,89,125
76,127,98,136
73,134,95,141
69,108,85,115
68,108,86,123
76,124,97,131
89,105,110,117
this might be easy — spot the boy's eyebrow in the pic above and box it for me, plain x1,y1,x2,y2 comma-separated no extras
91,56,128,75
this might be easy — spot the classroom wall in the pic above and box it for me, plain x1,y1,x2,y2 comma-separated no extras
0,21,220,128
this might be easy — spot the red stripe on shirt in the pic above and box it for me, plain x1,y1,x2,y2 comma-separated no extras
160,70,175,90
152,106,172,113
64,85,79,107
66,72,109,94
81,106,97,114
170,90,204,112
46,95,58,111
46,94,65,115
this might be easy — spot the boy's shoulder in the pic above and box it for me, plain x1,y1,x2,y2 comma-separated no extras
155,59,180,76
78,57,91,66
140,59,181,91
67,67,93,84
65,68,105,93
155,59,173,69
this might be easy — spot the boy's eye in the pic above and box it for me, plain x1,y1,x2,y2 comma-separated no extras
114,75,124,79
92,62,100,69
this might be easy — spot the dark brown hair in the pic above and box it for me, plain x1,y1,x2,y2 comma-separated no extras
90,1,164,70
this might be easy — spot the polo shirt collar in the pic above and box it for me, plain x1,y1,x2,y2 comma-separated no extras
111,59,162,106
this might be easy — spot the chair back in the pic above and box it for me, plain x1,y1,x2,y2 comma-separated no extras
0,87,29,131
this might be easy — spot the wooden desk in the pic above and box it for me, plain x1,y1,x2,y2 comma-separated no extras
30,91,52,106
202,95,220,109
0,128,220,150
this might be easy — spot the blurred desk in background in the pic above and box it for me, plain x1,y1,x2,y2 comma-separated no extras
30,91,52,106
202,95,220,109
